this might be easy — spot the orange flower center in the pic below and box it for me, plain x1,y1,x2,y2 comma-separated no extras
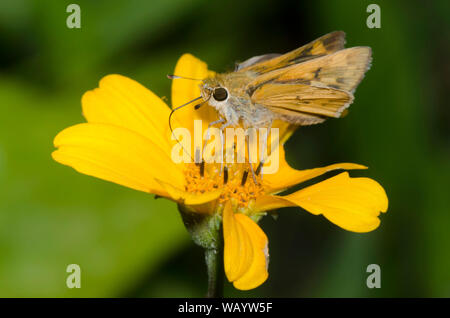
184,162,264,208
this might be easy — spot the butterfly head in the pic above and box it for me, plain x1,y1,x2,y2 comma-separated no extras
200,78,230,107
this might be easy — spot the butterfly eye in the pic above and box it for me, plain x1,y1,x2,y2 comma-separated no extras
213,87,228,101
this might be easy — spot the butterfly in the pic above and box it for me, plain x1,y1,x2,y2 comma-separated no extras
197,31,371,129
169,31,372,178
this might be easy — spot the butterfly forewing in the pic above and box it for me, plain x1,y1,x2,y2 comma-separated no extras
268,47,371,92
237,31,347,75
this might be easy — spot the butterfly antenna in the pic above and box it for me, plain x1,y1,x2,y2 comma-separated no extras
167,74,204,81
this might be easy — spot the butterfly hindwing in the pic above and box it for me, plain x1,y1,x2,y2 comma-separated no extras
251,83,353,124
235,53,281,71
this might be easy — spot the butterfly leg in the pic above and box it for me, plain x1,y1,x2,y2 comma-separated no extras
257,121,272,180
246,132,258,184
218,121,232,175
202,118,225,162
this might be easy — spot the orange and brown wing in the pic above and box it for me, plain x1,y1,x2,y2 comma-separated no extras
251,83,353,125
237,31,346,75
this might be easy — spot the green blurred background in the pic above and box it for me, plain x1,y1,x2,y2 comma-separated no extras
0,0,449,297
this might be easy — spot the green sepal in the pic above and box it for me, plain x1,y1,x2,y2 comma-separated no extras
177,204,221,250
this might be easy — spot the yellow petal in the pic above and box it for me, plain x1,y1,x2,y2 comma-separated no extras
223,203,269,290
52,123,185,197
266,172,388,233
223,203,253,282
232,214,269,290
272,120,296,145
155,179,222,207
171,54,218,133
82,74,176,155
254,194,295,212
264,145,367,193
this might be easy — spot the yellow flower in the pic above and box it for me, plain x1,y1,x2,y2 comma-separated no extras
52,54,388,291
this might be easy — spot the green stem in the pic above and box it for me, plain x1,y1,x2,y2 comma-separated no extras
177,204,224,297
205,233,223,298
